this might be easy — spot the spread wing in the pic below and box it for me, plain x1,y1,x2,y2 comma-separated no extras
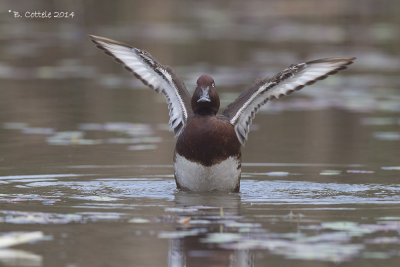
222,57,356,145
89,35,192,136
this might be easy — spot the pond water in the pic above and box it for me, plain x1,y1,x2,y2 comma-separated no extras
1,0,400,266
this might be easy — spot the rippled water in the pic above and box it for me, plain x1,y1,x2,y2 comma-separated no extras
2,167,400,266
1,0,400,266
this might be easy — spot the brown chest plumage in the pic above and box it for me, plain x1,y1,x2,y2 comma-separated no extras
175,115,241,167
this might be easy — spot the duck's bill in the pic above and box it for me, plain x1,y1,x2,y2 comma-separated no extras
197,88,211,102
197,96,211,102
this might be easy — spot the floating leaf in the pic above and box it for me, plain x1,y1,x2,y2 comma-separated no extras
361,117,396,126
373,132,400,141
382,166,400,171
22,127,54,135
0,232,44,248
320,170,341,175
321,222,373,236
2,122,28,130
202,233,241,243
0,249,42,267
128,218,150,224
346,170,374,174
127,144,158,150
158,230,200,239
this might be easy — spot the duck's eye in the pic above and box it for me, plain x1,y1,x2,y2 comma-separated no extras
211,82,215,88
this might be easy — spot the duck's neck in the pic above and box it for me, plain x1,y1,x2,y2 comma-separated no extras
193,109,217,116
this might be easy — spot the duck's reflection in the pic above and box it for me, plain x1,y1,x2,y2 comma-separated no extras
168,191,254,267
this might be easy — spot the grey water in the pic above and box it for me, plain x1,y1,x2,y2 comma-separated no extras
1,0,400,266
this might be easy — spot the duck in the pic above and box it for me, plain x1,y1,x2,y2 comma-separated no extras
89,35,355,192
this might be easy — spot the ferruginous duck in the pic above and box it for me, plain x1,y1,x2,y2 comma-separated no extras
90,35,355,192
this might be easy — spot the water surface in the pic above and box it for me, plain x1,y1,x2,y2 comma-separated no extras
1,0,400,266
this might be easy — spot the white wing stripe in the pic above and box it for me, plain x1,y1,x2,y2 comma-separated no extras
105,43,186,121
230,81,273,124
91,35,190,136
226,57,355,145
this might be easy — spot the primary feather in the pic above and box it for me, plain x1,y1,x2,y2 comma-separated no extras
89,35,192,136
223,57,356,144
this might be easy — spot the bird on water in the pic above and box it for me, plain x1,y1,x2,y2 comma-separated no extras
90,35,355,192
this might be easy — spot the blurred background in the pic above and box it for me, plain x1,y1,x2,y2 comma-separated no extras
1,1,400,266
0,0,399,170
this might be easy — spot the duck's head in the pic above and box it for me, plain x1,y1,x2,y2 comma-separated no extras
191,74,220,115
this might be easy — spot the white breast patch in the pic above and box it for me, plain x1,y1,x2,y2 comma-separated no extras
174,153,241,192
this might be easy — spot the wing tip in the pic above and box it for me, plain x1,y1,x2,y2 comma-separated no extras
88,34,133,49
89,34,157,89
307,57,356,66
304,56,356,81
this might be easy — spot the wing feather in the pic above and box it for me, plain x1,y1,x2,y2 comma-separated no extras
89,35,192,136
223,57,356,145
